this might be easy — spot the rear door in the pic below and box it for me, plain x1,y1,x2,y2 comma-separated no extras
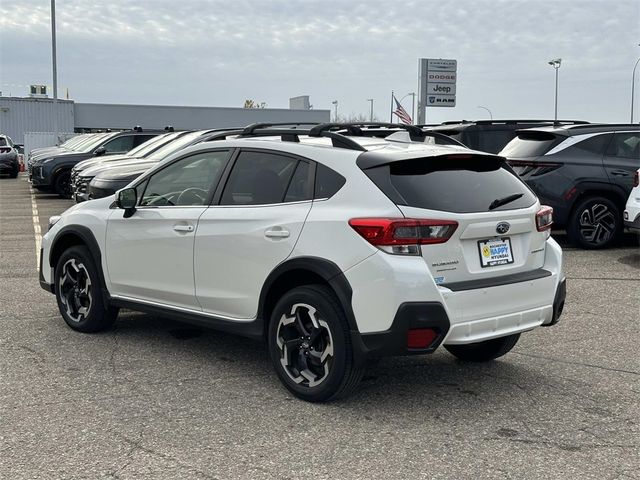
194,149,314,319
603,131,640,196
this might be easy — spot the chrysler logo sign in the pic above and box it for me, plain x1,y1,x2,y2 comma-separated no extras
496,222,510,234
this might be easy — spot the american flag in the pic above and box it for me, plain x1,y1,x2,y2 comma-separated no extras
393,94,412,125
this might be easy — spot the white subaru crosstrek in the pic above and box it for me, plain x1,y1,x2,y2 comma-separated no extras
39,123,566,402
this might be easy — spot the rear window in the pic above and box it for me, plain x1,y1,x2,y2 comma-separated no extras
364,158,537,213
499,132,560,158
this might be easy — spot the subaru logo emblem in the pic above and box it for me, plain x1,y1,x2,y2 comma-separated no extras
496,222,510,234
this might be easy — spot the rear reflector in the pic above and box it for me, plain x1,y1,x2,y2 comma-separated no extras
349,218,458,251
536,206,553,231
634,170,639,188
407,328,438,349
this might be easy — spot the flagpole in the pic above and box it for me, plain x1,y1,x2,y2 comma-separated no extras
390,90,394,123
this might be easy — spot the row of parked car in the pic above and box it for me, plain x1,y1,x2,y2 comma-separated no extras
25,119,639,250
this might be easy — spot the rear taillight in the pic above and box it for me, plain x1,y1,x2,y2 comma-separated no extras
536,206,553,232
0,147,11,154
634,170,639,188
349,218,458,255
508,160,560,176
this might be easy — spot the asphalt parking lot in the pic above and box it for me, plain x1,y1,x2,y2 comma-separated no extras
1,174,638,480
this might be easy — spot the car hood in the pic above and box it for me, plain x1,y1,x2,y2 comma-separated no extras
92,160,159,181
33,151,91,165
74,154,139,173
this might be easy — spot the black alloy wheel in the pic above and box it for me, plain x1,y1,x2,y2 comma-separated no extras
568,196,621,249
54,246,119,332
268,285,364,402
54,170,72,198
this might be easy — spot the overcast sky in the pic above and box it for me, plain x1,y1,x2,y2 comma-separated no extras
1,0,639,124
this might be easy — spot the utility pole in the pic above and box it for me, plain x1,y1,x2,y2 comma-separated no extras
631,44,640,123
51,0,59,144
331,100,338,122
367,99,374,121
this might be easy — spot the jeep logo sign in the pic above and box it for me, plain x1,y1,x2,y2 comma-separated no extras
427,83,456,95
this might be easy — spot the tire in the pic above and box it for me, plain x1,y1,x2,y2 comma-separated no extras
567,196,621,249
54,170,72,198
444,334,520,362
54,246,119,332
9,166,18,178
267,284,364,402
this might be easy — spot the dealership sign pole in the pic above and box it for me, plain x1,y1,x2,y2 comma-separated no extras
417,58,457,124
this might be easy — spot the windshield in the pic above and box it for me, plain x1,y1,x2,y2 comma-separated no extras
78,133,116,153
499,131,561,158
126,133,172,157
146,131,210,160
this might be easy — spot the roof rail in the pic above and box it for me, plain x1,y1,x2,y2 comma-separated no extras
133,125,143,132
559,123,640,130
242,122,320,135
309,122,426,138
238,127,366,151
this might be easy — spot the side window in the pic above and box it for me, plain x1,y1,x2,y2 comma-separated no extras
606,133,640,159
220,151,298,205
569,133,612,155
132,135,157,148
314,163,345,199
140,150,230,207
283,161,313,202
102,135,136,153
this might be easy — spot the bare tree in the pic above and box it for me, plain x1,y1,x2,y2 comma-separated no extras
243,99,267,109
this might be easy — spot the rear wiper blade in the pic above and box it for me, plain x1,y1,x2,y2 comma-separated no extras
489,193,524,210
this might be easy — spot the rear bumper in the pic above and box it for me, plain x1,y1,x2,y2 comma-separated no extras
345,237,564,356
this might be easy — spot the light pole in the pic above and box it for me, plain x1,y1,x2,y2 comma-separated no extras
331,100,338,122
398,93,416,123
366,99,374,121
548,58,562,123
477,105,493,120
630,44,640,123
51,0,59,144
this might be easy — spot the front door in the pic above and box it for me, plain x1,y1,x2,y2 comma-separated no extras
105,149,231,310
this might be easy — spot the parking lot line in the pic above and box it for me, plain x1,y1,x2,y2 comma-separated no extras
29,183,42,270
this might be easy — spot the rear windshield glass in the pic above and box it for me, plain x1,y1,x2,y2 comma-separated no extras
365,158,536,213
499,132,560,158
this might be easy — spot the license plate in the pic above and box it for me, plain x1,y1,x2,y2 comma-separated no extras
478,237,514,268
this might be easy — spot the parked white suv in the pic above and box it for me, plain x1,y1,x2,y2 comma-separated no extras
624,168,640,233
39,123,566,402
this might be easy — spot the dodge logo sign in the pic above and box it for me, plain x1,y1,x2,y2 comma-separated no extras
496,222,510,234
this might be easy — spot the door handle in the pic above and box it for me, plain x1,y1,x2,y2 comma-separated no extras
610,170,629,177
265,228,290,238
173,224,195,233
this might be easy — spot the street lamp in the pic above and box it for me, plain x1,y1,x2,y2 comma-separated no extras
477,105,493,120
366,99,374,121
548,58,562,123
630,44,640,123
51,0,59,144
398,92,416,123
331,100,338,122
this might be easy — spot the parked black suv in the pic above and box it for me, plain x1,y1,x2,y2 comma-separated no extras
424,120,589,153
0,134,19,178
30,127,161,197
500,124,640,249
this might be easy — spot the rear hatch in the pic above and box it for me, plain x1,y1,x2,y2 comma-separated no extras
499,130,564,178
360,152,551,286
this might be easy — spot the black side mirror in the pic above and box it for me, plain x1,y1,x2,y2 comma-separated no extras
94,146,107,157
116,187,137,217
